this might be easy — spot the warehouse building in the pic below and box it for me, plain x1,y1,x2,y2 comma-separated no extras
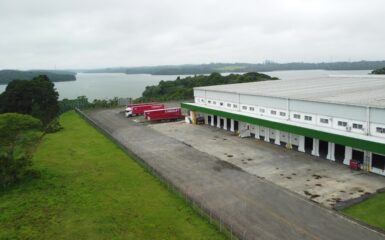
182,76,385,176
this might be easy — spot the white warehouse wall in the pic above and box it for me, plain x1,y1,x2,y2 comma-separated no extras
240,94,287,110
290,100,367,121
371,108,385,125
205,90,238,103
192,89,385,139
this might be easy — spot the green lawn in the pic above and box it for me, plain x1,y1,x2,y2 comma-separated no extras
342,192,385,230
0,111,226,240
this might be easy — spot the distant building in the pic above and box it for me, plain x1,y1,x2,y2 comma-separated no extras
182,76,385,176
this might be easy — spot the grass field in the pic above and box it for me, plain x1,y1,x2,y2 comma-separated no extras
342,192,385,231
0,111,226,240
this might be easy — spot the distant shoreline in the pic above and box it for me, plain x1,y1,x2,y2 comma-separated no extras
0,78,77,86
0,70,76,85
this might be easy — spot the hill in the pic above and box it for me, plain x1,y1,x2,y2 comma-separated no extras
81,60,385,75
0,70,76,84
371,67,385,74
135,72,278,102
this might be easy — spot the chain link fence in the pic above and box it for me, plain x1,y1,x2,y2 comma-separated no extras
76,108,260,240
59,97,132,114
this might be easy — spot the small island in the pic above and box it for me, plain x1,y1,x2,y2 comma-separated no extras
371,67,385,75
0,70,76,84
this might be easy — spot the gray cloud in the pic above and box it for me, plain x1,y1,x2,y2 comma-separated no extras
0,0,384,69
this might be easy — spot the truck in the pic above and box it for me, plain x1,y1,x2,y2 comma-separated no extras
144,107,184,121
125,103,164,117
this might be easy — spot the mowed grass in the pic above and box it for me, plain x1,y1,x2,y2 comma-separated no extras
342,192,385,230
0,111,226,240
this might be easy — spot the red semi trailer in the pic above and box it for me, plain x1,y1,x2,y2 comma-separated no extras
125,103,164,117
144,108,184,121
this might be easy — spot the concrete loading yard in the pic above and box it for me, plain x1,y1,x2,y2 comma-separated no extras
149,121,385,208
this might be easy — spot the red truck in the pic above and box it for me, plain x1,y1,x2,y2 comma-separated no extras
125,103,164,117
144,107,184,121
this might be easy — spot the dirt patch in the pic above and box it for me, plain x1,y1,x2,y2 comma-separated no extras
304,191,320,199
214,160,243,172
312,174,323,179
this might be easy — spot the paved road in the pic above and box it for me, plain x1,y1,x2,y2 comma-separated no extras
84,109,385,240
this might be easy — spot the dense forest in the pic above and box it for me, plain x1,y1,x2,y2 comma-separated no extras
81,60,385,75
0,70,76,84
372,67,385,74
135,72,278,102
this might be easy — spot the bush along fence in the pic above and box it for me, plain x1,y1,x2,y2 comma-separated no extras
59,96,132,114
75,108,258,240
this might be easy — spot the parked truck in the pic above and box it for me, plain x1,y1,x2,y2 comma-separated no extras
144,107,184,121
125,103,164,117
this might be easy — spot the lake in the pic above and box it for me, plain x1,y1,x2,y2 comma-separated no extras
0,70,372,101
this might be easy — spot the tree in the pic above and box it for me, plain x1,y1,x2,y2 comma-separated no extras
0,75,60,125
0,113,42,190
135,72,278,103
372,67,385,74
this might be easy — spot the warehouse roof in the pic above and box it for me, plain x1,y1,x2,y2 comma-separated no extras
195,76,385,108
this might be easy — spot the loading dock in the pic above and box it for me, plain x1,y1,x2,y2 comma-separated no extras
319,140,328,158
220,118,224,129
372,153,385,170
305,137,313,154
234,120,239,132
353,150,365,164
335,144,345,163
226,118,231,130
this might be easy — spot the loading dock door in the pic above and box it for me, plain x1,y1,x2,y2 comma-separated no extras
305,137,313,154
352,150,364,164
372,153,385,170
226,118,231,130
319,140,328,158
259,127,265,140
234,121,239,132
334,144,345,163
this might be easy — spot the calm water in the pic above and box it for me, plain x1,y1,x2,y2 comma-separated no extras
0,70,372,101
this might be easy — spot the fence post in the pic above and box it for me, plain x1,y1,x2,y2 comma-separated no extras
209,210,212,224
219,216,222,232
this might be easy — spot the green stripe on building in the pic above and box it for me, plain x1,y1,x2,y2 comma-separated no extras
181,103,385,155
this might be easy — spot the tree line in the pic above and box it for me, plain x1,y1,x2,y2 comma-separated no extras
81,60,385,75
135,72,278,102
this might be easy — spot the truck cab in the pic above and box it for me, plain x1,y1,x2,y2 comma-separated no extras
125,107,133,117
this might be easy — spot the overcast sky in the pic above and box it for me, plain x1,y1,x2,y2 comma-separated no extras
0,0,384,70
